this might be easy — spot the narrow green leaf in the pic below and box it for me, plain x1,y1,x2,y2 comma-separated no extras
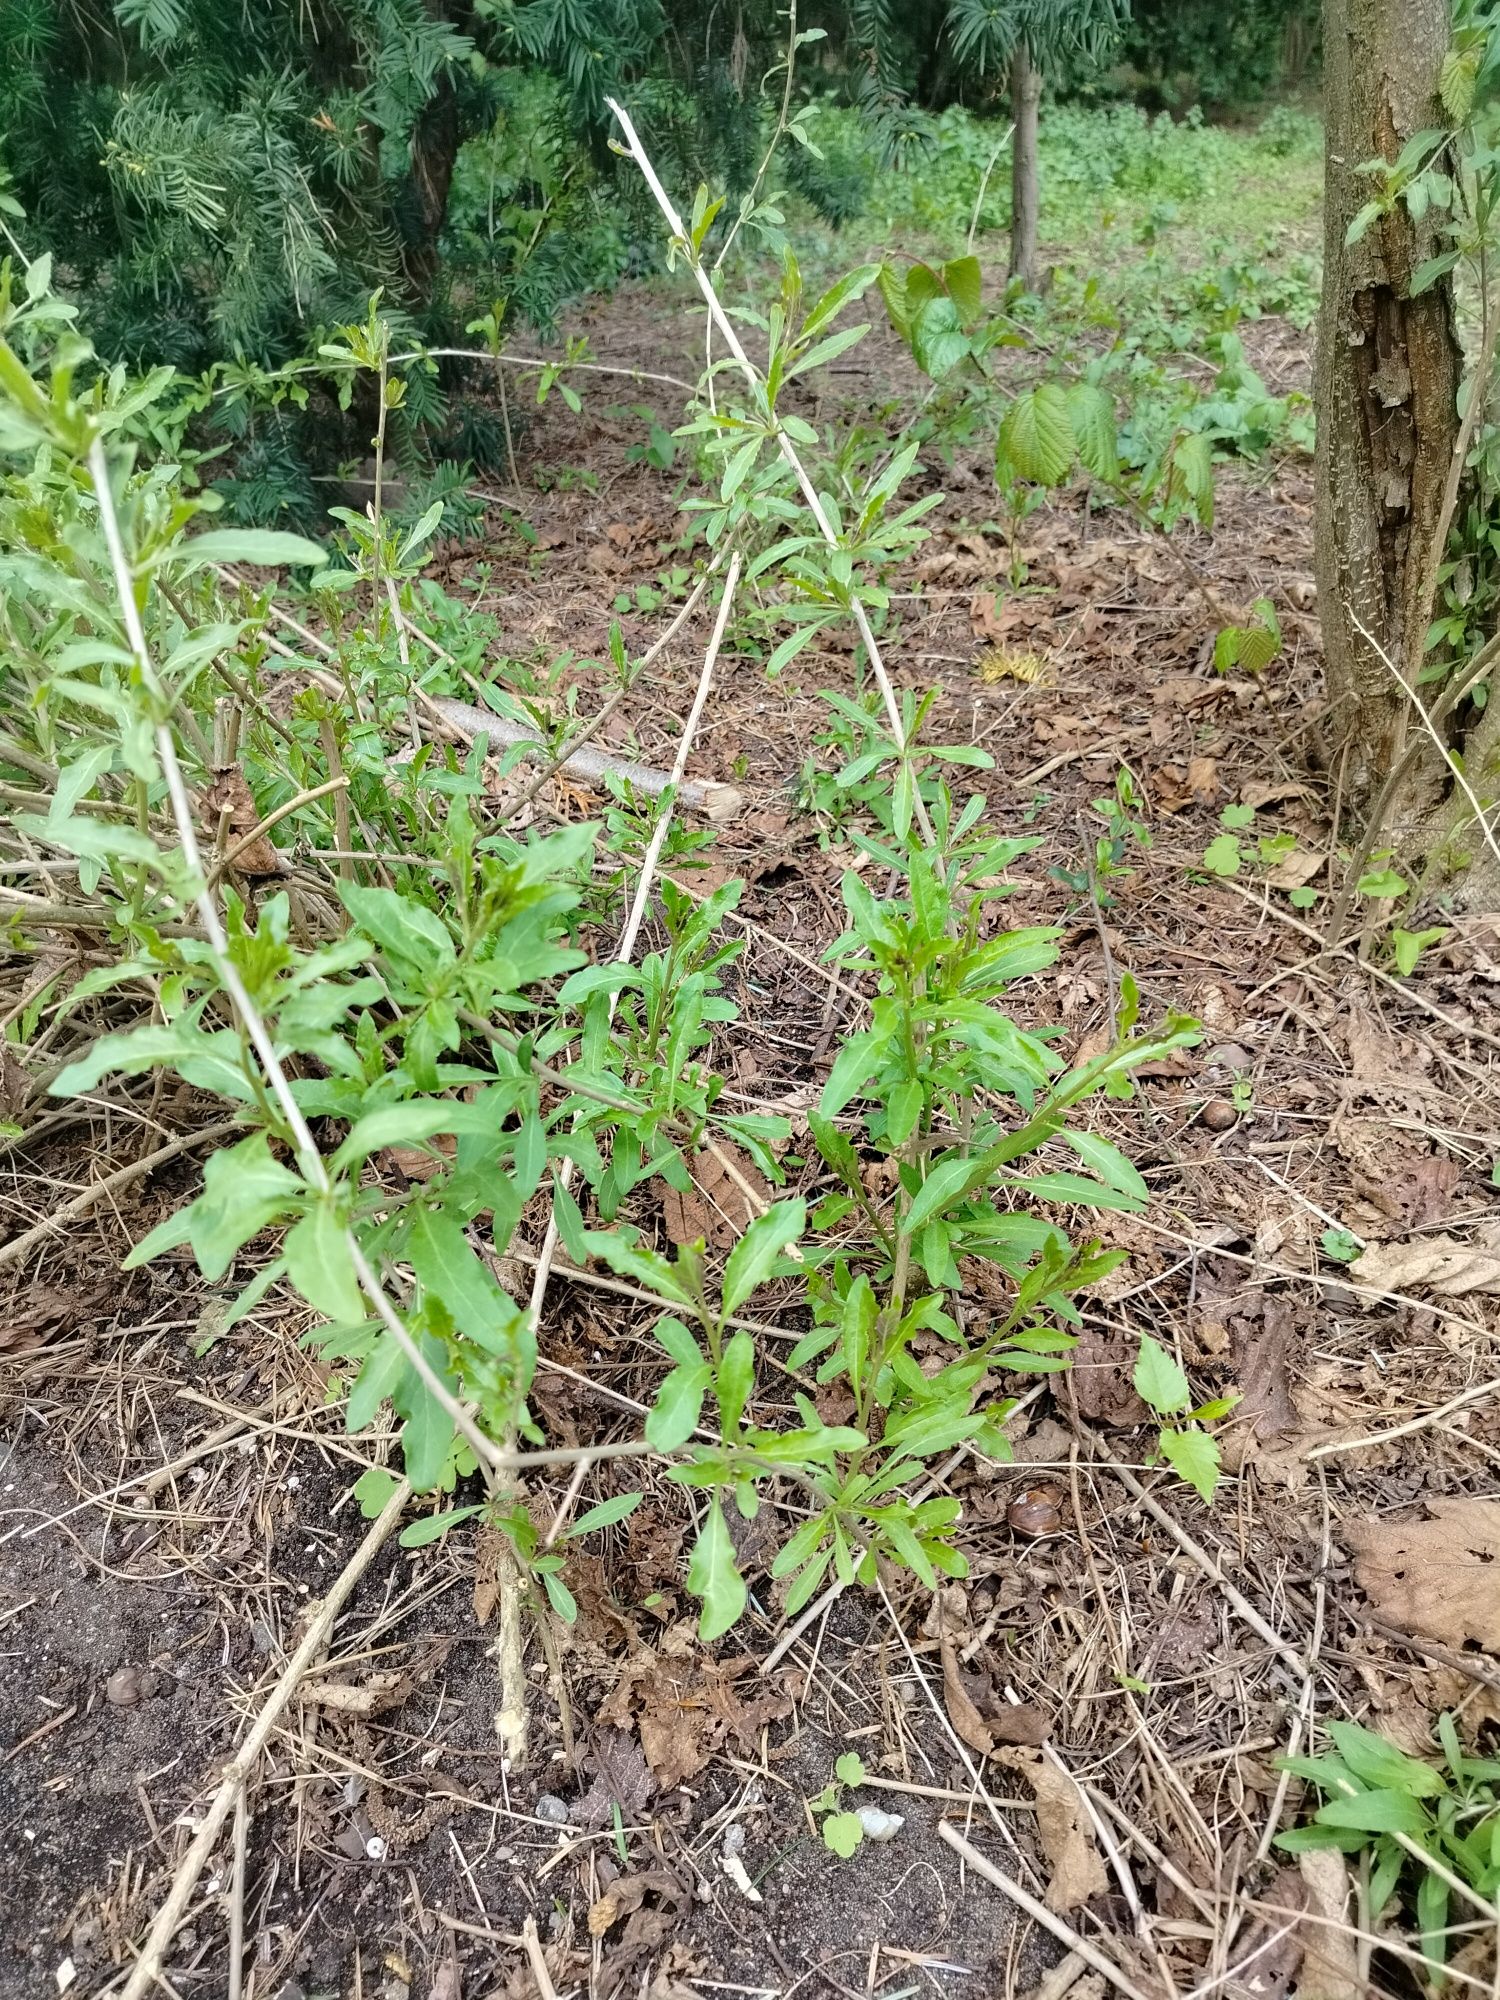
721,1199,806,1315
687,1500,747,1641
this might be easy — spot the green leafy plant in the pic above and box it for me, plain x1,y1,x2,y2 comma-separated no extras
1276,1716,1500,1989
809,1751,869,1857
0,118,1203,1676
1131,1334,1235,1502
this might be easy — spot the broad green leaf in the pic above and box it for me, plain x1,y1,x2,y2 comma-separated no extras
284,1204,366,1324
834,1751,865,1788
721,1199,806,1315
338,882,454,970
180,1131,303,1279
905,1152,989,1235
580,1228,692,1304
1327,1721,1447,1798
347,1330,410,1431
330,1101,500,1174
1058,1129,1148,1202
941,254,983,322
1316,1790,1432,1835
823,1810,864,1857
393,1342,457,1491
1158,1425,1220,1502
51,1022,254,1102
1133,1334,1191,1415
999,383,1074,487
353,1465,403,1518
406,1207,520,1355
646,1361,710,1449
910,296,971,379
1066,382,1119,481
541,1568,579,1622
687,1500,747,1641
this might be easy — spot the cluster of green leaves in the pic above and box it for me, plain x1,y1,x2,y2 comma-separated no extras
1197,802,1449,977
810,1750,872,1857
1277,1716,1500,1989
0,206,1215,1654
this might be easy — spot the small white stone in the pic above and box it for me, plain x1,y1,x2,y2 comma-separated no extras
721,1851,762,1902
55,1960,76,1993
854,1806,904,1843
721,1821,746,1856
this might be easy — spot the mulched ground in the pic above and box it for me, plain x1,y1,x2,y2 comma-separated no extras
4,263,1500,2000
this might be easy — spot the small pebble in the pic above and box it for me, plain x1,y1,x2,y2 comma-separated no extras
855,1806,904,1843
721,1821,746,1856
533,1793,571,1825
1200,1098,1238,1132
105,1667,140,1708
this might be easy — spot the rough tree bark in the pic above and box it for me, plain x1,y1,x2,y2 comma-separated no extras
1008,41,1042,290
1316,0,1461,819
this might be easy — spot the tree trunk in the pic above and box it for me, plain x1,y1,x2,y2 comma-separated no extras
1315,0,1461,814
405,69,461,295
1008,42,1041,290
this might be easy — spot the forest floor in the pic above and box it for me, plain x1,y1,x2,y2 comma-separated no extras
5,162,1500,2000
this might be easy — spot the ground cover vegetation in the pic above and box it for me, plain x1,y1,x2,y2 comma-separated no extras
3,1,1500,1996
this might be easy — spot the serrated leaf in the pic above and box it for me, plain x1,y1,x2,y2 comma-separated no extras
941,253,983,323
1066,382,1119,481
1171,433,1215,527
823,1810,864,1857
1440,46,1476,122
999,383,1074,487
1134,1334,1191,1415
1158,1425,1221,1502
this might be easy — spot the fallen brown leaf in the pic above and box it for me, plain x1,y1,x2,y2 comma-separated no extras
996,1747,1108,1912
1344,1500,1500,1654
576,1728,657,1828
1291,1851,1361,2000
1186,755,1219,803
1352,1226,1500,1297
1229,1866,1306,2000
596,1650,791,1791
939,1626,997,1755
662,1141,771,1250
1265,846,1323,892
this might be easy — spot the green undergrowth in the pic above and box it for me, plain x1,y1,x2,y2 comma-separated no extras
0,153,1226,1647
